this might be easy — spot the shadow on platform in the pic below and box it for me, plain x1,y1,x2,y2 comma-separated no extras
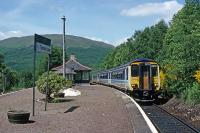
64,106,80,113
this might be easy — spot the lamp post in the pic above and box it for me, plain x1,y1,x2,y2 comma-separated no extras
61,16,66,78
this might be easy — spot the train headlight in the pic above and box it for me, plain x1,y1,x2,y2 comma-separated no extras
131,84,138,89
154,83,158,87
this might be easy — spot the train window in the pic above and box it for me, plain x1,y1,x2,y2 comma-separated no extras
152,66,158,77
112,72,117,79
100,73,108,79
143,66,148,76
126,68,128,80
131,65,139,77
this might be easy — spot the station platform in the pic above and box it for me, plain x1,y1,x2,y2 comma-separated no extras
0,84,156,133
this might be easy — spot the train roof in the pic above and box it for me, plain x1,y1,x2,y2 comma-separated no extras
99,58,157,73
133,58,156,63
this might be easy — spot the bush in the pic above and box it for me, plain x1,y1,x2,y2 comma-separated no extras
36,72,69,99
18,71,33,88
194,70,200,83
182,82,200,105
0,67,19,92
160,70,165,89
66,80,72,88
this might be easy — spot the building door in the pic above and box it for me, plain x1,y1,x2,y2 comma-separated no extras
74,72,82,83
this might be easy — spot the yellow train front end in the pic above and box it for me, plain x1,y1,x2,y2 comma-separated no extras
129,59,160,101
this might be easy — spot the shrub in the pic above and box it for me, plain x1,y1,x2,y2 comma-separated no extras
194,70,200,83
18,71,33,88
160,70,166,89
66,80,72,88
182,82,200,105
36,72,69,99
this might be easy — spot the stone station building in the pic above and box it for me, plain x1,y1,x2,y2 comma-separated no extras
52,55,92,83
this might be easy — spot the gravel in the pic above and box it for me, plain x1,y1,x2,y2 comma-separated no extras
162,97,200,131
0,85,133,133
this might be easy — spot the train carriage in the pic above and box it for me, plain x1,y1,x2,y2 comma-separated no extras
97,58,161,101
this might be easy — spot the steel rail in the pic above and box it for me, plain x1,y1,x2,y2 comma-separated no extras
152,104,200,133
96,82,200,133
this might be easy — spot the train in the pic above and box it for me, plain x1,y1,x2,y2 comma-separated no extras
97,58,162,101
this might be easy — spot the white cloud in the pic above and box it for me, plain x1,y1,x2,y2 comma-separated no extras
113,37,129,46
0,31,24,40
0,0,53,39
86,36,129,46
86,36,110,44
120,0,183,21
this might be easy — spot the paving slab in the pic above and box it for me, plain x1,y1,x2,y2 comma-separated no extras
0,85,152,133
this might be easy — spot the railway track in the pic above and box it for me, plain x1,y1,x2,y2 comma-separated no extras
141,103,200,133
96,82,200,133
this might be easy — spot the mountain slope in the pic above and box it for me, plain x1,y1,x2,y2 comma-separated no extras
0,34,114,72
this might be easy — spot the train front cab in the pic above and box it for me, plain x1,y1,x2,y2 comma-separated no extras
130,61,160,101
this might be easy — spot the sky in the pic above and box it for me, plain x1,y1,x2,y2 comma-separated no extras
0,0,184,46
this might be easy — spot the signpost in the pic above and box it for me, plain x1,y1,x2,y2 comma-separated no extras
61,16,66,78
33,34,51,116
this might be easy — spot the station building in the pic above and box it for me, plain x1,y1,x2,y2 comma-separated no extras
52,55,92,83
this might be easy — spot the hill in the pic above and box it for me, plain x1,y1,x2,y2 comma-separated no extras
0,34,114,72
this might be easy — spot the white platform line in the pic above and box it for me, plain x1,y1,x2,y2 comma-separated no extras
114,89,158,133
0,88,32,97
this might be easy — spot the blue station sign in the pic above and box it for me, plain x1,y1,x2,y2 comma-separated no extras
35,34,51,54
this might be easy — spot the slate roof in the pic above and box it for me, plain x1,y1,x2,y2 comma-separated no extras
54,67,76,74
65,59,92,71
52,55,92,74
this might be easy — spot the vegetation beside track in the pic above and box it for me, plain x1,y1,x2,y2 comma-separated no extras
102,0,200,104
162,97,200,130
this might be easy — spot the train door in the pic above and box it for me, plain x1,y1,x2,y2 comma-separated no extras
139,64,151,91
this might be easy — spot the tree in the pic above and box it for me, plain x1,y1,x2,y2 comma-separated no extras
18,71,33,88
102,20,168,69
161,0,200,95
49,46,63,69
132,20,168,61
0,67,19,91
0,54,6,71
38,46,63,75
36,72,71,100
0,54,19,92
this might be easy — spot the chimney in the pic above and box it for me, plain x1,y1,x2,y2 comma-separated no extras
70,54,76,60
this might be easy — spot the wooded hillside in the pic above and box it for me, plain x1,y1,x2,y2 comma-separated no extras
102,0,200,104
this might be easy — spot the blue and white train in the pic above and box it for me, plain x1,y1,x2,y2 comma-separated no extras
97,58,161,100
